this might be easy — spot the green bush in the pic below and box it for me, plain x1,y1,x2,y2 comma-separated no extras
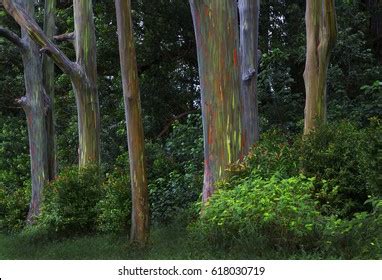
0,115,30,232
236,129,298,179
96,171,131,234
34,165,101,236
148,114,203,224
0,183,30,232
192,174,325,251
323,197,382,259
298,121,377,217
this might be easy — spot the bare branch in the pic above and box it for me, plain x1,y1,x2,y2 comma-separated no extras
2,0,78,76
0,26,26,49
54,32,75,42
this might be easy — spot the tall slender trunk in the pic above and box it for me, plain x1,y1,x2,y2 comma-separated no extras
115,0,149,245
43,0,57,180
17,0,48,222
72,0,100,166
239,0,260,153
303,0,337,134
190,0,244,202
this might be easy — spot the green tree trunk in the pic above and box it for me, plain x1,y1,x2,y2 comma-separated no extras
239,0,260,153
303,0,337,134
115,0,149,245
43,0,57,180
189,0,244,202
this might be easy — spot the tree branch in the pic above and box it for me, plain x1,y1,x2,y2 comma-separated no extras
2,0,78,76
157,110,199,138
54,32,75,42
0,26,25,49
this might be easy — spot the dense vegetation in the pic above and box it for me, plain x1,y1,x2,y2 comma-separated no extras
0,0,381,259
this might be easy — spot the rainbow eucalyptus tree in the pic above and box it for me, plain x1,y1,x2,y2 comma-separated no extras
303,0,337,134
0,0,48,222
239,0,260,154
115,0,149,245
189,0,260,202
3,0,100,166
43,0,56,180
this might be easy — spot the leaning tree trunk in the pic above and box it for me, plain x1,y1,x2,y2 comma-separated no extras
0,0,49,222
190,0,244,202
303,0,337,134
43,0,57,180
115,0,149,245
3,0,101,167
238,0,260,153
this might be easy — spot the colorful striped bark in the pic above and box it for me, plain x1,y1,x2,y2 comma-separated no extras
115,0,149,245
3,0,101,167
73,0,100,166
43,0,57,180
11,0,48,222
190,0,244,202
303,0,337,134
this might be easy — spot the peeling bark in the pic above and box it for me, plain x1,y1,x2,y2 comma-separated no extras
189,0,244,202
303,0,337,134
239,0,260,153
115,0,149,245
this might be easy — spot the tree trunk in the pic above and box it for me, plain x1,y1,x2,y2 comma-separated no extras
303,0,337,134
115,0,149,245
43,0,57,180
72,0,100,166
17,0,48,222
238,0,260,153
3,0,101,167
189,0,244,202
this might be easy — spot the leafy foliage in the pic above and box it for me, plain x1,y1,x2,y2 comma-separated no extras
192,174,325,251
148,114,203,224
96,168,131,234
299,121,379,217
34,166,101,236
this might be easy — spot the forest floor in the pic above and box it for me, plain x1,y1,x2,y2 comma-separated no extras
0,225,327,260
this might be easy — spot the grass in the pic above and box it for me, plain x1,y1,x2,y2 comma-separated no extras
0,225,327,260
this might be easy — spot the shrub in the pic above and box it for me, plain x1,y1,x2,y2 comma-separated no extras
34,165,101,236
96,171,131,234
192,174,325,251
298,121,376,217
323,197,382,259
0,183,30,232
0,115,30,232
230,129,298,179
148,114,203,224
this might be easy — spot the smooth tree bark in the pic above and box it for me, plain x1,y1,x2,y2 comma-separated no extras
43,0,57,180
115,0,149,245
190,0,244,202
303,0,337,134
238,0,260,153
3,0,100,167
0,0,48,222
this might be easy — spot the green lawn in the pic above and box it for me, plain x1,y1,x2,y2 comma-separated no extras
0,226,228,260
0,225,326,260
